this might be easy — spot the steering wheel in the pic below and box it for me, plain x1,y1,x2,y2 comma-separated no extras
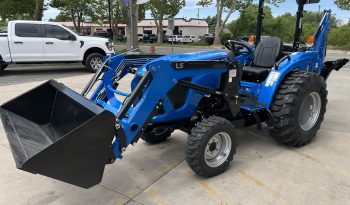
224,40,253,55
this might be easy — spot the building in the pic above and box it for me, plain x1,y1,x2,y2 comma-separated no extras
58,18,209,37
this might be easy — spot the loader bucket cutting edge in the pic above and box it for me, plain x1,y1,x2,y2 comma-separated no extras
0,80,116,188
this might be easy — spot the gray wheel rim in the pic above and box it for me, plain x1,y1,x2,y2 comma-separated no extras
299,92,322,131
90,57,102,70
205,132,232,168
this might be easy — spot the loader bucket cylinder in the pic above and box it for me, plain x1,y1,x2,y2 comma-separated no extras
0,80,116,188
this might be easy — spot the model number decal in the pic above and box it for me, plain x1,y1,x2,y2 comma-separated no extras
265,71,280,87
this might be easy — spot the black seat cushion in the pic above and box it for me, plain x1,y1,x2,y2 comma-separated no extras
242,37,283,82
253,37,283,68
242,66,270,82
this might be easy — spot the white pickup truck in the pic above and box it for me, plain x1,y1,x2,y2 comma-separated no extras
0,21,114,73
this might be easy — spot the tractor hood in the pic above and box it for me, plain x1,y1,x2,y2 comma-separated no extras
136,49,233,76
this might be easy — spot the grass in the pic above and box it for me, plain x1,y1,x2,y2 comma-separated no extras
115,48,151,55
328,44,350,51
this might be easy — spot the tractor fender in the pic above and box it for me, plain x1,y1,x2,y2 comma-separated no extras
258,51,320,108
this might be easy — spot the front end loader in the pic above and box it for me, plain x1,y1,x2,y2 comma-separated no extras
0,0,348,189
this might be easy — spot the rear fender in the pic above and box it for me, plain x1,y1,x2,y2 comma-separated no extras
258,51,319,108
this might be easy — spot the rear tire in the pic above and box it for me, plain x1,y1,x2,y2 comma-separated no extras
185,116,237,177
269,71,327,147
85,53,103,73
141,127,173,144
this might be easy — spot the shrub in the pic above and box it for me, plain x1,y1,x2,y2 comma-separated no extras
193,40,210,46
220,33,232,44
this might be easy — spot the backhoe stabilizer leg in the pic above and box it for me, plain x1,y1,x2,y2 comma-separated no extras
321,59,349,80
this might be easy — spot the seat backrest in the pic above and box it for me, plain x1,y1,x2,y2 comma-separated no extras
253,37,283,68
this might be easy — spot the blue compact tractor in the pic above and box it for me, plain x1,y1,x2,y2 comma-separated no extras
0,0,348,188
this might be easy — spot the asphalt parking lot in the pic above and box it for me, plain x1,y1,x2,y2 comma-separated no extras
0,49,349,205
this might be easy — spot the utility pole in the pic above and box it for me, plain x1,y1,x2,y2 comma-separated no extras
197,8,200,19
108,0,113,40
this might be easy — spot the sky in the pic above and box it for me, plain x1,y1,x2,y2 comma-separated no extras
43,0,350,24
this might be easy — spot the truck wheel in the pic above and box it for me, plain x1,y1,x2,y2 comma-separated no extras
85,53,103,73
185,116,237,177
269,71,327,147
141,127,173,144
0,63,8,71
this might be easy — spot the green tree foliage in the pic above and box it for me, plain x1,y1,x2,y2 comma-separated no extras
335,0,350,10
198,0,283,45
227,5,273,38
147,0,186,44
205,16,217,34
228,4,344,45
0,0,36,20
198,0,253,45
328,25,350,49
50,0,96,33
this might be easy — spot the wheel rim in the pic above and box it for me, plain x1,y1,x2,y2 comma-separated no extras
204,132,232,168
299,92,322,131
90,57,102,70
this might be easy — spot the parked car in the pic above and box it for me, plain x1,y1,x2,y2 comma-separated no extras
138,34,144,41
163,35,169,43
93,31,111,38
168,35,183,44
181,35,200,43
143,34,157,43
0,29,6,33
0,21,114,73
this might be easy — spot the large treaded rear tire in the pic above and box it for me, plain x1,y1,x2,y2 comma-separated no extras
185,116,237,177
141,127,173,144
269,71,328,147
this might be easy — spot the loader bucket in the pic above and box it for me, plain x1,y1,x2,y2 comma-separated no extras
0,80,116,188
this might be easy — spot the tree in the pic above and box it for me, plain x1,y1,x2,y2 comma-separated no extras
227,4,273,38
0,0,36,20
206,15,218,34
120,0,139,50
50,0,96,33
34,0,44,21
198,0,284,45
147,0,186,44
335,0,350,10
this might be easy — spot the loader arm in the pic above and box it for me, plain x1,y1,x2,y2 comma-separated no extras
94,53,240,159
0,50,241,188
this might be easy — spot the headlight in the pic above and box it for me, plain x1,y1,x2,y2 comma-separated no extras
106,42,114,51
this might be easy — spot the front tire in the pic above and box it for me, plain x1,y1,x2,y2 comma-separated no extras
269,71,328,147
85,53,103,73
0,63,7,74
185,116,237,177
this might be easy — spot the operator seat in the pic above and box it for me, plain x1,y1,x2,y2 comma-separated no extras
242,36,283,82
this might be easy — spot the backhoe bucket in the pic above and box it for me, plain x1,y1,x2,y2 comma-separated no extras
0,80,116,188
